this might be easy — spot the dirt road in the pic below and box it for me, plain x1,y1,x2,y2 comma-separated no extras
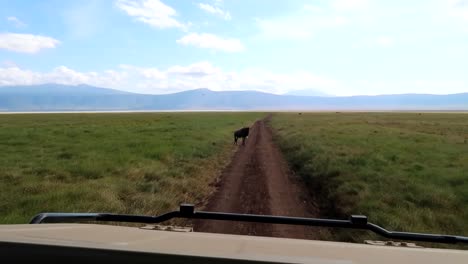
194,117,321,239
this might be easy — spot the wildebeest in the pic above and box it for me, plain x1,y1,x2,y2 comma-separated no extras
234,127,250,145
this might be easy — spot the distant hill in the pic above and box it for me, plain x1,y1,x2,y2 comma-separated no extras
0,84,130,95
284,89,332,97
0,84,467,111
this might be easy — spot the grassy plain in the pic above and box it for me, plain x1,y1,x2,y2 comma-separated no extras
0,112,264,224
270,112,468,243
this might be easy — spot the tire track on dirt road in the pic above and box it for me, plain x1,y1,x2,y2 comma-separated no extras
194,116,321,239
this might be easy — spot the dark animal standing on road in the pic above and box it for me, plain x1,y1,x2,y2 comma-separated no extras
234,127,250,145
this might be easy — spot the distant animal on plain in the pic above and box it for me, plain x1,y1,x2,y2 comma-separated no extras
234,127,250,145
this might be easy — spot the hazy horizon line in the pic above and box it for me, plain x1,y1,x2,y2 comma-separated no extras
0,83,467,97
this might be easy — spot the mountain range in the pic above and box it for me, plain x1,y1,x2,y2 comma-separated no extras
0,84,467,111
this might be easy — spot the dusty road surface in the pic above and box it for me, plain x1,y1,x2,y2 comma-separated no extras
194,117,322,239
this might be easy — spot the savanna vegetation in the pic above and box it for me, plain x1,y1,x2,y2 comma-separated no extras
270,112,468,246
3,111,467,249
0,112,264,224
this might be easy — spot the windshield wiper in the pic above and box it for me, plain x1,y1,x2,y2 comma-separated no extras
30,204,468,245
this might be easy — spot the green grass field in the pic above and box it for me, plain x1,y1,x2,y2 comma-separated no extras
0,112,264,224
270,112,468,244
2,111,467,248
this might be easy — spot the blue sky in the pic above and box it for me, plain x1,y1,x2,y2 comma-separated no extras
0,0,467,96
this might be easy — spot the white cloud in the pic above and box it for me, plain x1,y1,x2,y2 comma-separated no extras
342,79,468,96
140,67,165,79
63,1,107,39
233,68,340,95
115,0,187,29
256,6,348,40
0,33,60,54
0,66,127,88
332,0,369,11
177,33,244,52
198,3,231,20
354,35,395,48
413,80,467,91
167,61,221,76
6,16,26,28
2,62,467,96
0,67,39,86
454,0,468,6
0,62,338,95
1,60,18,68
448,0,468,20
376,36,394,47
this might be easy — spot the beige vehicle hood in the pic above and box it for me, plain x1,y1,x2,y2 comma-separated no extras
0,223,467,263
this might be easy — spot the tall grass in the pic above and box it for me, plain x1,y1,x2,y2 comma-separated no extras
270,112,468,246
0,112,264,224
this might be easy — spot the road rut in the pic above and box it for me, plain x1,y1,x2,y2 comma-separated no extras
195,117,321,239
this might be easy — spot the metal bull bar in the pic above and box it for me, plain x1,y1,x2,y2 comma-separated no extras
30,204,468,245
